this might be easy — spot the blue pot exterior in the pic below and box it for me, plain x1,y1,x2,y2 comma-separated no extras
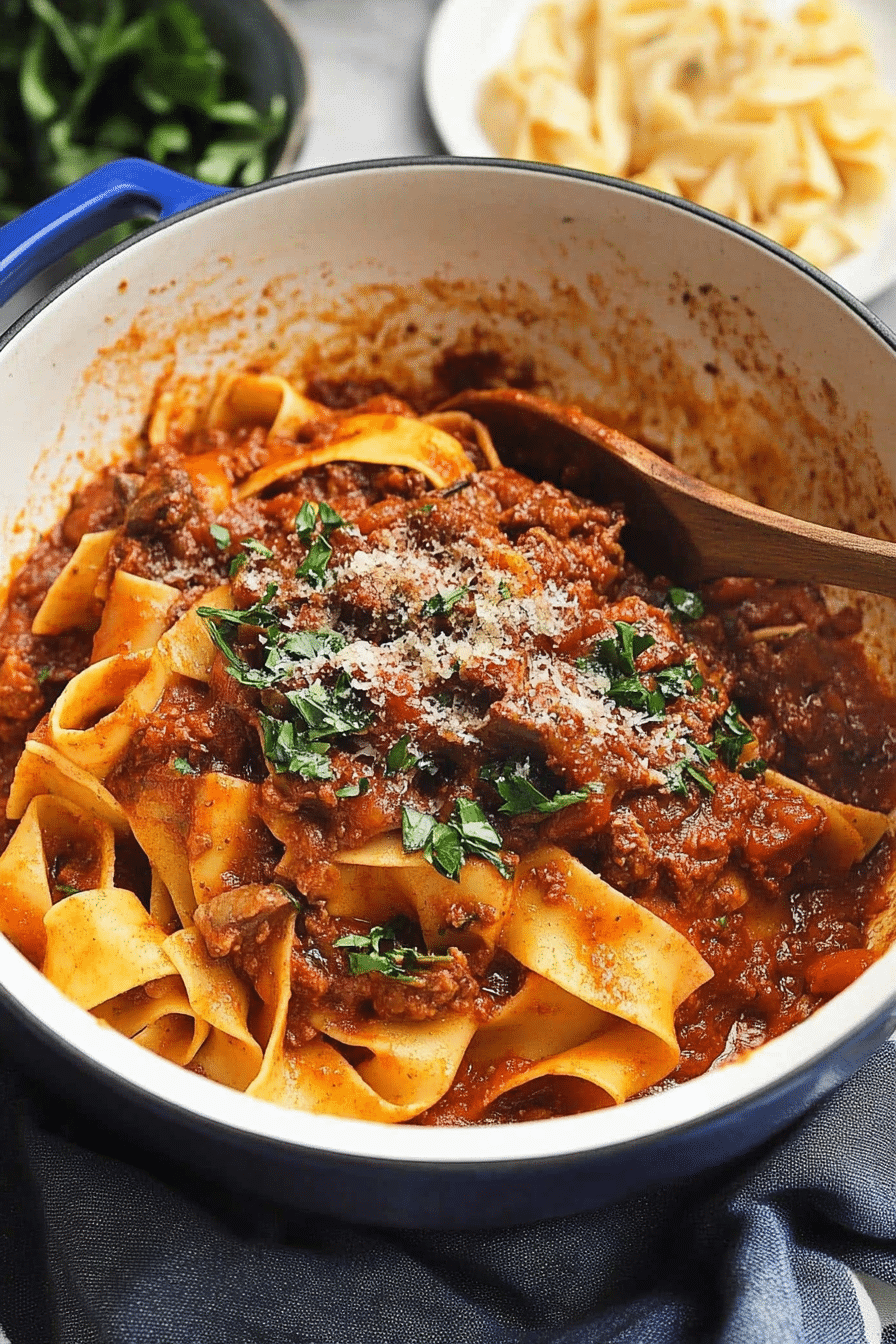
0,159,895,1227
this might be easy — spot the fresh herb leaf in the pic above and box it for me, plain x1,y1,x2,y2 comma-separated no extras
740,757,768,780
401,805,436,853
229,552,248,577
484,763,590,817
36,665,51,685
56,882,80,896
606,675,665,718
335,778,370,799
284,675,373,740
498,580,512,601
421,584,469,618
666,587,705,622
334,917,453,983
258,714,333,780
385,734,418,775
209,523,230,550
242,537,273,559
317,501,346,535
665,757,716,797
713,705,755,769
402,801,512,882
1,0,289,232
578,621,655,678
296,535,333,588
654,662,703,699
172,756,198,776
295,500,346,543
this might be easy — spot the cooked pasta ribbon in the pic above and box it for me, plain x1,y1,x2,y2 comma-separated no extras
235,413,476,498
2,369,891,1130
31,530,116,635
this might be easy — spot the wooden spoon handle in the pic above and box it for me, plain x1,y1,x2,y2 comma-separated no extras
445,388,896,599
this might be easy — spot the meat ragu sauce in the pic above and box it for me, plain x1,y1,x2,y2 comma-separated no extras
1,374,895,1126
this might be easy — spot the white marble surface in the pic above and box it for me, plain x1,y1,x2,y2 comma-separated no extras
282,0,896,331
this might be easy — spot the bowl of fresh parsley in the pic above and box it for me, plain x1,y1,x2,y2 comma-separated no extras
0,0,307,239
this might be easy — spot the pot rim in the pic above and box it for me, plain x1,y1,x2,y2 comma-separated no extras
1,155,895,1168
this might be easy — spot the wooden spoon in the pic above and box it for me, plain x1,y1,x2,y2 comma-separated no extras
442,387,896,598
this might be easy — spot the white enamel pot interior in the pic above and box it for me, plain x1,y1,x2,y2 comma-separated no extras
2,158,896,1230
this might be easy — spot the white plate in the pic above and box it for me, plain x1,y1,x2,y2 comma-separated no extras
423,0,896,303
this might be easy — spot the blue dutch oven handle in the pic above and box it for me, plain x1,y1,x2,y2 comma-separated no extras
0,157,227,307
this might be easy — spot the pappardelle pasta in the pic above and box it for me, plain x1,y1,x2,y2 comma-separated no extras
479,0,896,270
0,369,893,1124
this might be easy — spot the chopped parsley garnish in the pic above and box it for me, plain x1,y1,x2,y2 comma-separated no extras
665,756,716,797
295,500,346,541
663,705,756,796
209,523,231,550
241,537,273,559
666,587,705,622
654,662,704,699
229,552,248,577
385,734,418,774
335,778,370,799
334,917,453,983
582,621,656,678
199,589,346,690
421,584,469,618
296,535,333,589
713,705,756,769
258,715,333,780
198,591,367,779
284,675,373,740
605,676,666,718
498,580,512,601
482,762,591,817
56,882,80,896
172,756,198,776
294,502,346,588
401,800,512,882
578,622,705,720
36,666,51,685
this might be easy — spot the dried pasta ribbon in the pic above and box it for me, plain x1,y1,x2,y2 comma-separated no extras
0,795,115,965
43,887,175,1009
204,374,329,440
502,846,713,1053
91,571,180,662
31,530,116,635
47,650,169,779
7,740,130,836
479,0,896,269
156,582,232,683
235,413,476,499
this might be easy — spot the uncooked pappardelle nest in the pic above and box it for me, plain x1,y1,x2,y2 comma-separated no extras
0,368,894,1125
479,0,896,270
